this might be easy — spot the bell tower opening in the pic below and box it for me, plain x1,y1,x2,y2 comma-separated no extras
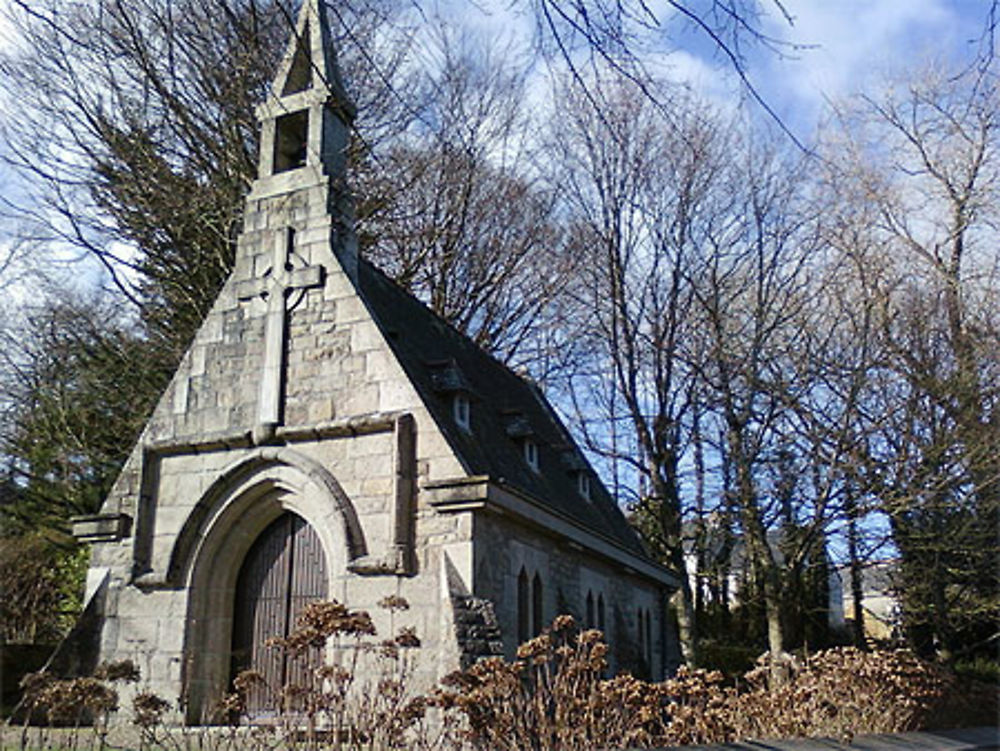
273,110,309,173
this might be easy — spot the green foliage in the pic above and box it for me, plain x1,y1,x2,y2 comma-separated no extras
53,546,90,637
1,296,172,539
695,641,758,677
0,296,162,652
0,535,87,644
954,656,1000,685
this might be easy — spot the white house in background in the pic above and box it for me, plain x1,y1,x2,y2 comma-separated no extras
838,561,902,643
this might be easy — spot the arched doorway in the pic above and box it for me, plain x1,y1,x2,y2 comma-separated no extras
230,511,328,715
179,451,364,723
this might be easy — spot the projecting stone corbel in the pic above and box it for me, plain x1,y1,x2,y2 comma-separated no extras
72,513,132,543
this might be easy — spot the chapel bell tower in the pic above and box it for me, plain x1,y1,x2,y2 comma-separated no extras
256,0,355,179
247,0,358,275
234,0,360,444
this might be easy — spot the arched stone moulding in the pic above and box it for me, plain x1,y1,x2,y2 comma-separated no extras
130,410,417,587
165,447,367,589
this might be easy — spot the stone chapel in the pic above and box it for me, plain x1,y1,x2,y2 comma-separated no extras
67,0,678,724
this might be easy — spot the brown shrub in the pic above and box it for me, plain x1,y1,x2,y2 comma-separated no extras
11,613,992,751
220,597,441,749
731,648,956,742
437,616,739,749
438,618,994,749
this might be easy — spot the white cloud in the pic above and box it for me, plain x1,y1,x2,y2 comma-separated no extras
645,49,736,103
0,0,21,55
751,0,985,132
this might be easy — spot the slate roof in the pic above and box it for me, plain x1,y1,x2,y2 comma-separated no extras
357,259,649,558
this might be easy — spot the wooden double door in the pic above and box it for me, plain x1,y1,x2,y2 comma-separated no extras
230,512,328,714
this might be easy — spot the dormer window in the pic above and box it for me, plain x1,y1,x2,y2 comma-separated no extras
523,439,539,472
453,393,471,431
577,472,591,500
274,110,309,173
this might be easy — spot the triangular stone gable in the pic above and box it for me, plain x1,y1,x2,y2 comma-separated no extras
269,0,352,106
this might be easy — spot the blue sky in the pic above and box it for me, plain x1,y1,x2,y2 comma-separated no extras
0,0,994,296
412,0,994,138
1,1,991,133
749,0,993,138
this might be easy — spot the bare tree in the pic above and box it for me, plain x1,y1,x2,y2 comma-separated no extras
0,0,417,357
358,25,573,370
824,64,1000,659
685,131,831,675
548,70,741,664
1,1,573,370
522,0,802,143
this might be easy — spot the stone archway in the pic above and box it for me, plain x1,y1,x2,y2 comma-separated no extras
178,450,364,724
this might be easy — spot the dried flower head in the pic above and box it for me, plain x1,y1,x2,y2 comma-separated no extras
216,691,245,720
19,671,53,701
232,669,266,695
552,614,576,632
94,659,141,683
395,626,421,648
577,628,603,645
314,664,352,684
33,677,118,722
378,594,410,612
269,600,377,653
516,634,552,660
133,691,171,728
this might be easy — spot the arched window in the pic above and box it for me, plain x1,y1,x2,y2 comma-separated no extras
523,439,539,471
517,567,530,644
453,394,471,431
586,591,594,629
597,593,606,634
645,609,652,663
532,572,544,636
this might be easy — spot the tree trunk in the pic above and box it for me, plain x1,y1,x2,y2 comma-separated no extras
671,577,698,666
653,461,699,666
847,517,866,649
845,486,867,648
731,428,787,681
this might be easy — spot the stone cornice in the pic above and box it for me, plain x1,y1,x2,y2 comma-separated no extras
425,476,680,589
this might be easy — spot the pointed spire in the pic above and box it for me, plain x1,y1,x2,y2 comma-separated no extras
269,0,355,121
247,0,360,283
253,0,356,182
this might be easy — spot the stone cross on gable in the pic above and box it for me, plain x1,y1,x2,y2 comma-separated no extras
237,228,325,439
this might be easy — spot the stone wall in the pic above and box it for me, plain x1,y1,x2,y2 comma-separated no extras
473,512,670,679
